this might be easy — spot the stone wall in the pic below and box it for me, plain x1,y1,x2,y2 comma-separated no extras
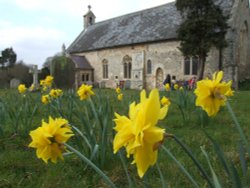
75,40,223,90
223,0,250,87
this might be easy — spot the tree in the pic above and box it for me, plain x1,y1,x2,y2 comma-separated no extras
51,56,75,88
0,47,17,68
175,0,229,80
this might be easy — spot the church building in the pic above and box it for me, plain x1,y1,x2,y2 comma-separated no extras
67,0,250,89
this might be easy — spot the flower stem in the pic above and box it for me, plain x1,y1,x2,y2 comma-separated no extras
172,135,213,188
161,145,199,188
64,143,117,188
226,101,250,155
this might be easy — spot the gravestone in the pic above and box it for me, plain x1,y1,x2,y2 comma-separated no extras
10,78,20,89
29,65,41,90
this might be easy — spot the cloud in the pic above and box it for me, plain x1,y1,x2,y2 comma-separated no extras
0,20,67,67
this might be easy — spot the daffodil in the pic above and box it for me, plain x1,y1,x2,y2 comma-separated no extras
165,83,170,91
194,71,233,116
161,96,171,107
44,75,54,87
29,84,35,91
77,84,95,100
41,95,50,104
179,86,183,91
18,84,27,94
49,89,63,98
116,87,121,94
174,84,179,90
113,89,168,178
29,117,74,163
117,93,123,101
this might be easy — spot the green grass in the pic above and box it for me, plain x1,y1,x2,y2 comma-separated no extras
0,88,249,187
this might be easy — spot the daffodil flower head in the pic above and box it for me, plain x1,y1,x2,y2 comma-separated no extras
174,84,179,90
41,95,50,104
161,96,171,107
165,83,170,91
116,87,121,94
18,84,27,94
113,89,168,178
44,75,54,87
49,89,63,98
29,84,35,91
77,84,95,100
29,117,74,163
117,93,123,101
194,71,233,116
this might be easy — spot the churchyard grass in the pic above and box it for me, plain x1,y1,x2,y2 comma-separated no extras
0,88,249,187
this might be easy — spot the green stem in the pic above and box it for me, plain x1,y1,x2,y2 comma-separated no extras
156,162,167,188
64,143,117,188
226,101,250,155
173,135,213,188
161,145,199,188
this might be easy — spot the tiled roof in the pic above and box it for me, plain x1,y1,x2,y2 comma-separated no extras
70,55,94,70
67,0,233,53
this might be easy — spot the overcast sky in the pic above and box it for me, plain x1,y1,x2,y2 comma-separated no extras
0,0,174,68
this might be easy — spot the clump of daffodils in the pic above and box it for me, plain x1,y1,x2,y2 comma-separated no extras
29,117,74,163
77,84,95,100
113,89,169,177
40,75,54,90
49,89,63,98
194,71,233,116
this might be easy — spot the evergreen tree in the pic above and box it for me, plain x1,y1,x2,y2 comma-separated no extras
0,48,17,68
175,0,229,80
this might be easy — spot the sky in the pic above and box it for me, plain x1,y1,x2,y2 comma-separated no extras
0,0,174,68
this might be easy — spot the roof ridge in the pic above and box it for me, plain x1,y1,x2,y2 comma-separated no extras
91,1,175,26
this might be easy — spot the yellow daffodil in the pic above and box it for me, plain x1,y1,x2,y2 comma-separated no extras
161,96,171,107
40,79,45,87
18,84,27,94
174,84,179,90
194,71,233,116
117,93,123,101
49,89,63,98
113,89,168,178
44,75,53,87
164,83,170,91
41,95,50,104
77,84,95,100
179,86,183,91
29,117,74,163
29,84,35,91
116,87,121,94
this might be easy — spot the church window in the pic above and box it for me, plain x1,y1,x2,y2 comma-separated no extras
147,60,152,74
102,59,109,79
184,56,198,75
123,55,132,79
82,74,85,81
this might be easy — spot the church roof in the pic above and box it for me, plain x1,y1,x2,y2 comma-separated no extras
67,0,233,54
70,55,94,70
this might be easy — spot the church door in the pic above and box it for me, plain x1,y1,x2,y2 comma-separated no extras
156,68,163,89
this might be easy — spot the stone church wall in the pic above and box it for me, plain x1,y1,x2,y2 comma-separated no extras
75,40,223,90
223,0,250,87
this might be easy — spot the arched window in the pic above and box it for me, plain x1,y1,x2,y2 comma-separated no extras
123,55,132,79
184,56,198,75
147,60,152,74
102,59,108,79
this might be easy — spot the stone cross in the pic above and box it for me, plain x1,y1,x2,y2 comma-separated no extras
29,64,41,90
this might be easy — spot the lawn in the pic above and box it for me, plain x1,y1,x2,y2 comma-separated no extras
0,88,249,187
